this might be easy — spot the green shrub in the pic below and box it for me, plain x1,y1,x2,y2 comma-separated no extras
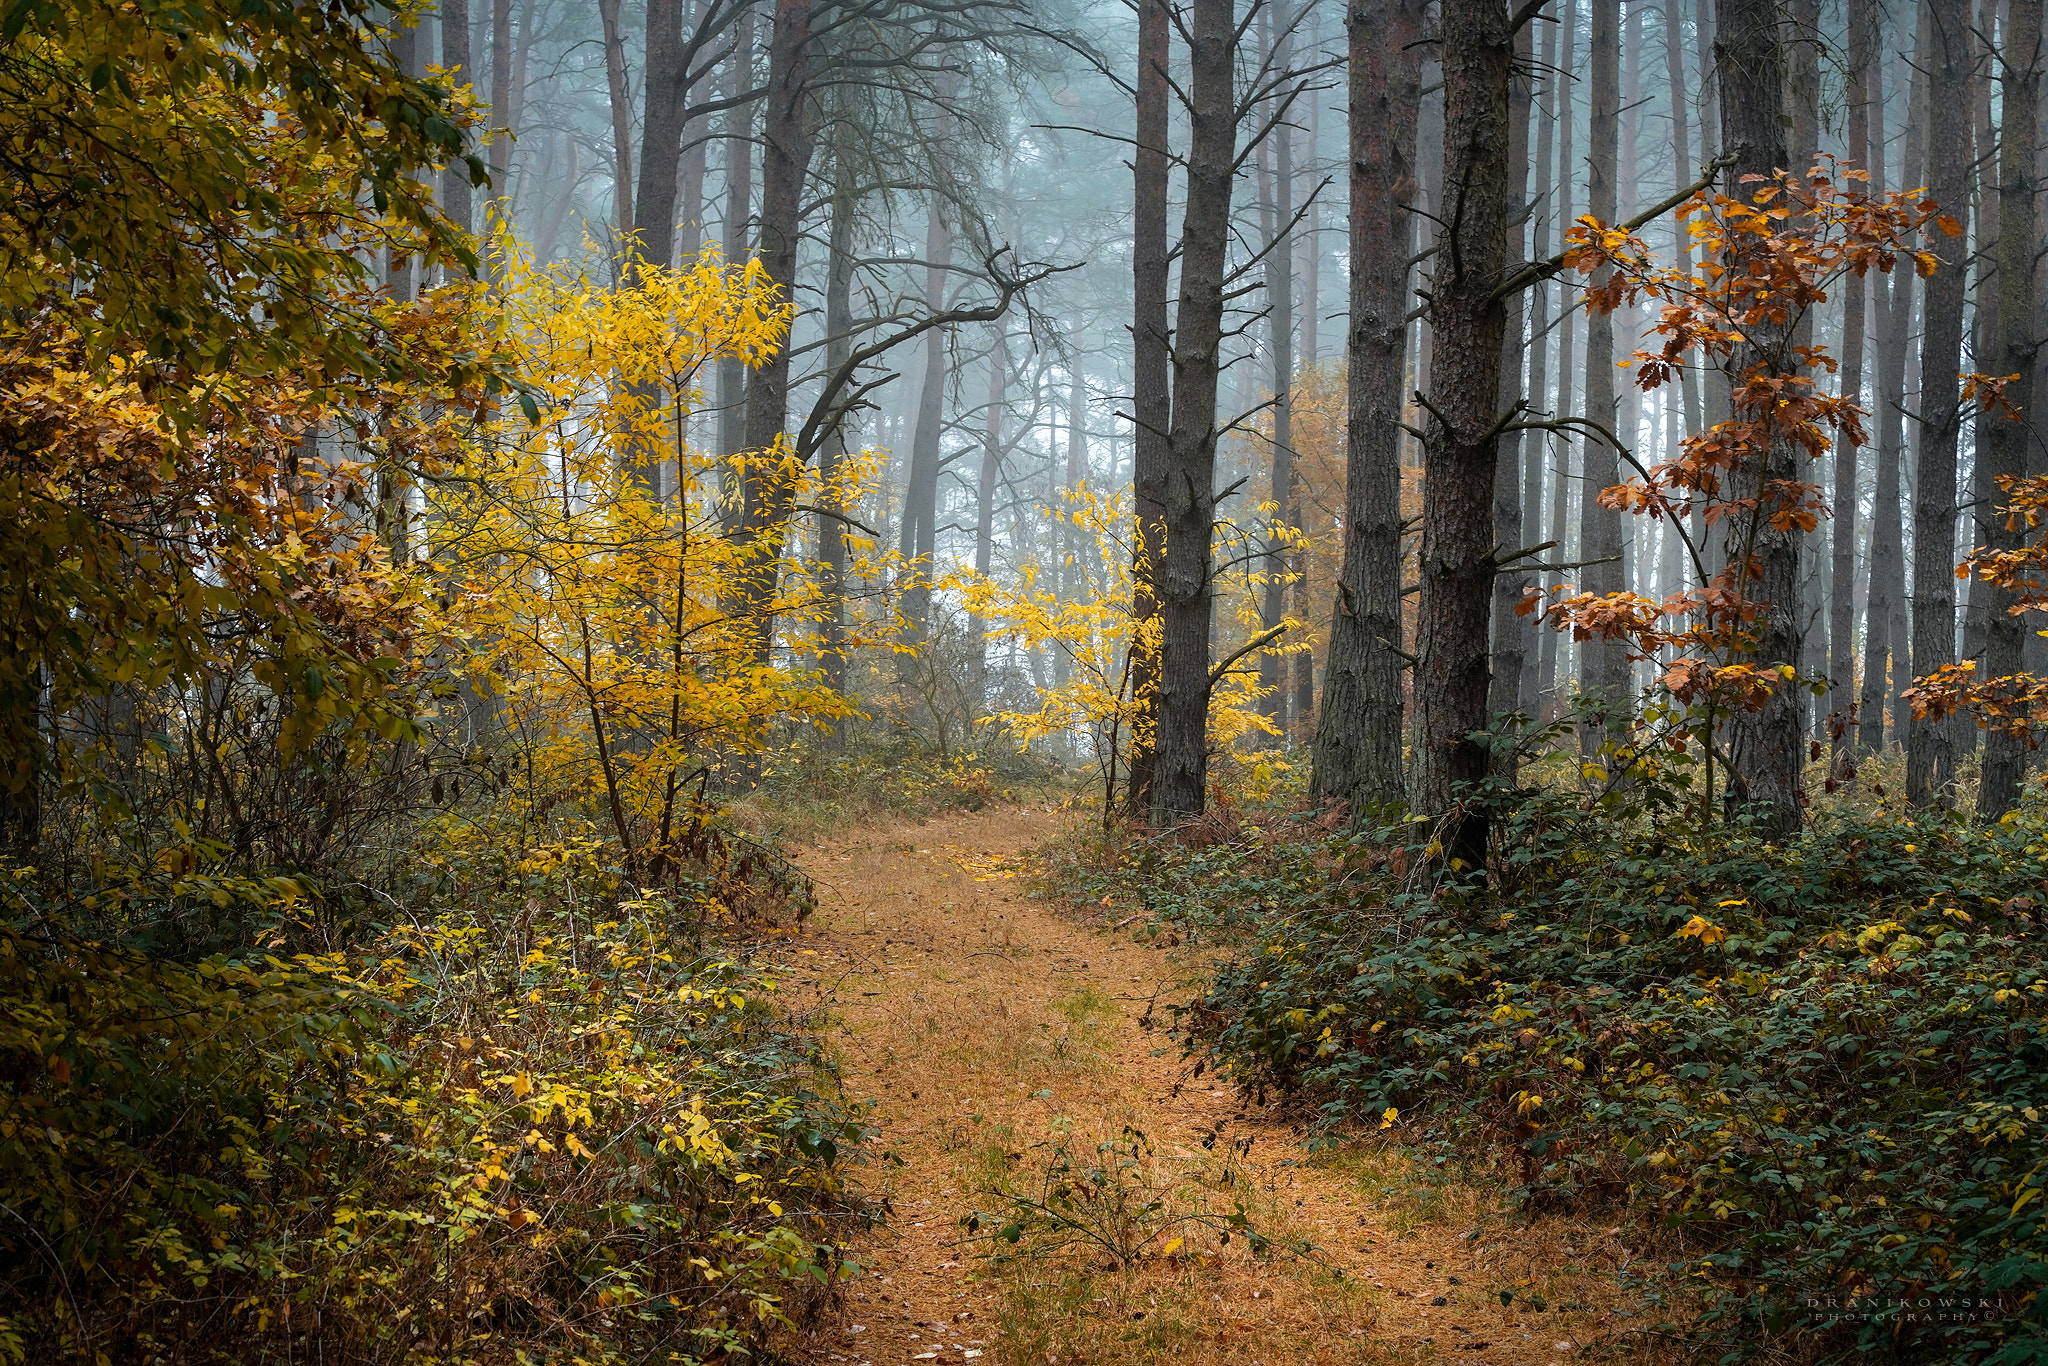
1071,796,2048,1362
0,827,868,1363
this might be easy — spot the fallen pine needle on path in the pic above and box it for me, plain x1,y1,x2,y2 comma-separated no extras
783,803,1641,1366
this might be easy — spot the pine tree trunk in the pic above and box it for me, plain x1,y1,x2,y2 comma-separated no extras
1311,0,1424,817
1486,17,1532,745
1125,0,1171,818
1410,0,1513,868
733,0,815,665
441,0,474,239
897,190,953,667
1579,0,1626,759
1832,0,1873,759
1520,6,1557,720
718,8,756,469
973,330,1008,708
1258,18,1295,739
1908,0,1972,806
1536,0,1578,714
819,169,857,713
1978,0,2042,815
1150,0,1238,826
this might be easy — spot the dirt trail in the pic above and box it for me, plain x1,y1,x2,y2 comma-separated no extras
782,805,1633,1366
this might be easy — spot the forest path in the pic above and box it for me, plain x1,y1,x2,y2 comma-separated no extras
782,803,1628,1366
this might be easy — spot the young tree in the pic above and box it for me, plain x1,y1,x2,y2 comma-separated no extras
1578,0,1625,756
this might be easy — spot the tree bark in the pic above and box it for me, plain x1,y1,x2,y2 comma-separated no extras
972,329,1008,707
818,164,857,713
1260,16,1297,740
1908,0,1972,806
441,0,474,240
1536,0,1577,712
1978,0,2042,816
718,6,757,468
1486,15,1532,742
1311,0,1425,817
599,0,636,240
897,186,953,668
1579,0,1626,759
1150,0,1238,826
1864,33,1920,751
1409,0,1513,869
1716,0,1803,835
732,0,815,665
1520,3,1557,719
1125,0,1171,819
636,0,686,268
1831,0,1873,759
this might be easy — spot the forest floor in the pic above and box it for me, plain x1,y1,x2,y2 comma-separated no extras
780,802,1662,1366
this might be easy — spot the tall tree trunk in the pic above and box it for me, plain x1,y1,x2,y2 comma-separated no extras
1520,3,1558,719
1978,0,2042,815
1311,0,1425,816
1260,18,1296,740
441,0,474,241
1665,0,1702,438
1410,0,1513,869
636,0,686,268
1908,0,1973,806
1126,0,1171,818
1865,32,1921,751
1151,0,1238,826
718,6,757,467
1579,0,1626,759
598,0,636,239
733,0,815,665
897,188,953,669
1536,0,1578,713
487,0,513,235
818,167,857,715
1962,0,2000,744
1486,15,1533,742
1831,0,1873,759
1716,0,1803,834
973,330,1008,707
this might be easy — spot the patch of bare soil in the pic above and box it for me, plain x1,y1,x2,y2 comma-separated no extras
779,805,1656,1366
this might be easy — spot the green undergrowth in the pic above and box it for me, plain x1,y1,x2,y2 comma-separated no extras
0,816,871,1363
1043,784,2048,1364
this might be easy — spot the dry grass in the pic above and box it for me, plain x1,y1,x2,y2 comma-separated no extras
774,804,1678,1366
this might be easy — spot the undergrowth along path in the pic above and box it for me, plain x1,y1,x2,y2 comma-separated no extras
785,804,1639,1366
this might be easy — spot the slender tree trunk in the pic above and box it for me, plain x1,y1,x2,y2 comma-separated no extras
1908,0,1973,806
635,0,685,268
1962,0,2000,736
487,0,513,238
1716,0,1803,834
1831,0,1873,759
1312,0,1425,816
441,0,474,241
1151,0,1238,826
1537,0,1578,713
1520,6,1558,719
818,168,857,716
1486,16,1532,742
1260,20,1297,740
898,188,953,667
718,7,757,467
1979,0,2042,815
1865,33,1919,751
1410,0,1513,869
1126,0,1172,818
1579,0,1625,759
1665,0,1701,438
973,330,1008,707
599,0,636,240
732,0,815,666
